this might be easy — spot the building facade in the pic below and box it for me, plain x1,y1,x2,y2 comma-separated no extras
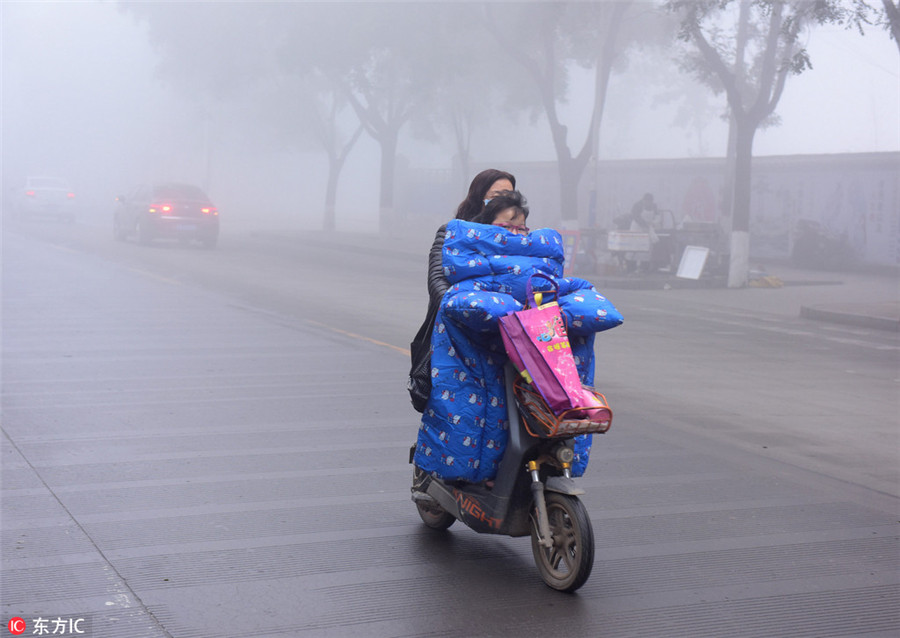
398,152,899,267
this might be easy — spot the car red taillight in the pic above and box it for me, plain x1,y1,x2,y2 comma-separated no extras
148,204,173,214
67,192,75,198
25,190,35,197
201,207,218,216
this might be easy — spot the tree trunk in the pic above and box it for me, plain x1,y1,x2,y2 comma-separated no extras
379,133,398,234
721,116,737,233
452,110,472,189
728,231,750,289
728,117,756,288
884,0,900,56
323,155,339,232
557,160,581,224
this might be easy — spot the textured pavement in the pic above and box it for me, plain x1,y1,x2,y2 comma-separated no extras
2,224,898,637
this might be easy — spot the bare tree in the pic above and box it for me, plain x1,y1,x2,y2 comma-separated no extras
124,3,367,229
670,0,878,287
486,2,640,222
428,8,529,190
298,4,449,234
268,72,364,232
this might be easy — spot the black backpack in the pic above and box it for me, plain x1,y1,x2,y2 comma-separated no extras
407,300,439,413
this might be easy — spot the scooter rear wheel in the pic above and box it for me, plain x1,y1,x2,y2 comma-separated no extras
530,492,594,592
415,499,456,530
412,467,456,530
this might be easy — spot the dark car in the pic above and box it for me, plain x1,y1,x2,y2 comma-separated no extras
15,176,77,222
113,183,219,248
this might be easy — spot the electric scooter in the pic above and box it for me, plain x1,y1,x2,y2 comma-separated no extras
410,363,608,593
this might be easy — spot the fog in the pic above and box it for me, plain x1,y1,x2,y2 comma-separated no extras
2,1,898,233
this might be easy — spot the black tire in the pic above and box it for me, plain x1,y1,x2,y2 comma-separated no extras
415,499,455,530
413,467,455,530
531,492,594,592
136,216,152,245
113,217,127,241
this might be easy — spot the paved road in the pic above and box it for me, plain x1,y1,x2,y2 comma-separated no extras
2,220,898,637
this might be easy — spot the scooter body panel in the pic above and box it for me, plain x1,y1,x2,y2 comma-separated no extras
423,472,534,536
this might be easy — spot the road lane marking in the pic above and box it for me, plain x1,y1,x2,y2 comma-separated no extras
226,301,411,355
124,266,183,286
305,319,409,356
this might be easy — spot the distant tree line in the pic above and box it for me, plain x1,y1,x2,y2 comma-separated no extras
123,0,895,287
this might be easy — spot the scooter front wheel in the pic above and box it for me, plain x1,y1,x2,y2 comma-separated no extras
531,492,594,592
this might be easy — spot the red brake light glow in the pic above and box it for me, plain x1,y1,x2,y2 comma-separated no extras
67,192,75,198
148,204,172,214
201,207,218,215
25,190,35,197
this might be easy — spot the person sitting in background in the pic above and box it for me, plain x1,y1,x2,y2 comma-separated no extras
630,192,660,236
630,192,673,271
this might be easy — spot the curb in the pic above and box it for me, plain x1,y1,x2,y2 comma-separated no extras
800,305,900,332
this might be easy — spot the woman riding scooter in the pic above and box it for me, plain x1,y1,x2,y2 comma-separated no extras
408,170,516,413
410,190,622,591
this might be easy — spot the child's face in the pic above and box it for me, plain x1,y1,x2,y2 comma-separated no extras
492,207,529,235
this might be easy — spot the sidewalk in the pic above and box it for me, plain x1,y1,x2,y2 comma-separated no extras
799,300,900,332
590,262,899,332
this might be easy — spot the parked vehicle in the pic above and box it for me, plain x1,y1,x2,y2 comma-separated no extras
15,177,76,222
113,183,219,248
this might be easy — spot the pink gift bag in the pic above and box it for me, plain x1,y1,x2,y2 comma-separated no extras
499,274,603,417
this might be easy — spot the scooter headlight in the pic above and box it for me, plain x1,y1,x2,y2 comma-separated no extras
555,446,575,465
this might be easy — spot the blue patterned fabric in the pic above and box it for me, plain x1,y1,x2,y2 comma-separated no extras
413,220,623,483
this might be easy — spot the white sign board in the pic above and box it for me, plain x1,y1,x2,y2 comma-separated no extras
676,245,710,280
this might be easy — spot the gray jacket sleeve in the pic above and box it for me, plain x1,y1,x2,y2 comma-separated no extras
427,223,450,306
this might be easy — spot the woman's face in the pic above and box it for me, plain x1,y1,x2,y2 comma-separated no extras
492,207,529,235
485,178,514,200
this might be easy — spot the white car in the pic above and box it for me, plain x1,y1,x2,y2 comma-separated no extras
16,176,76,221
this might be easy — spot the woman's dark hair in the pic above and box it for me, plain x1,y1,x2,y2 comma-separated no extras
455,169,516,221
471,190,529,225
